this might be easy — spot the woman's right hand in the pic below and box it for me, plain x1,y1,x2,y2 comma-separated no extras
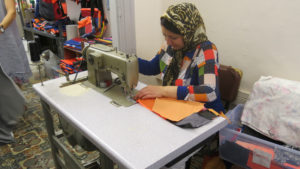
134,85,177,100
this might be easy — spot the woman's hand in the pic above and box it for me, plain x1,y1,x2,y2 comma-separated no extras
134,85,177,100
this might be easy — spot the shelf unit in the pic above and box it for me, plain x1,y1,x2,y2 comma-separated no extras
17,0,66,59
23,26,65,59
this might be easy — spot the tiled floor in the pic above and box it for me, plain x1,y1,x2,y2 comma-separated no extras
0,83,101,169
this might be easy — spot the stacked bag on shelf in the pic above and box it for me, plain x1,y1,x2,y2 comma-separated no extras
31,17,71,36
63,37,85,51
60,57,84,75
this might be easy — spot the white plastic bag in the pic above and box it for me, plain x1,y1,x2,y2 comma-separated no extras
241,76,300,148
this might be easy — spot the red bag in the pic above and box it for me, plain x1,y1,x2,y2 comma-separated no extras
39,0,67,21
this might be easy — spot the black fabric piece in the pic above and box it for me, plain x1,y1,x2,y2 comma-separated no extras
219,141,250,167
198,109,216,120
242,125,285,145
173,113,211,128
172,109,218,128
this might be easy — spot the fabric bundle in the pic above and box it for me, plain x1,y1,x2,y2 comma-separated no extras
60,57,84,74
138,98,221,128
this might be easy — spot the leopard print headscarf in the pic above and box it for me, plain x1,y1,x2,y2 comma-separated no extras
161,3,208,86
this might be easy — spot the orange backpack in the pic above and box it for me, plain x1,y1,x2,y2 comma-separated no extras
39,0,67,21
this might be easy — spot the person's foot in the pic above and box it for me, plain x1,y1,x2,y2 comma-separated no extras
0,132,15,146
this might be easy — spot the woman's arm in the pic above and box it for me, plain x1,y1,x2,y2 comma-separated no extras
0,0,16,30
138,55,161,75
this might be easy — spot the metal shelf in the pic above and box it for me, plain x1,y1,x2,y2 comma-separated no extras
23,26,63,40
17,0,66,59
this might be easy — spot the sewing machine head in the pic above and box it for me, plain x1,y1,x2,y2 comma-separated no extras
82,44,138,107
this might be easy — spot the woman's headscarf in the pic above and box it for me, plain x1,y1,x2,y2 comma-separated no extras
161,3,208,86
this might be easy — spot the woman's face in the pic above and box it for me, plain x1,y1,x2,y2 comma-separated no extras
161,26,184,50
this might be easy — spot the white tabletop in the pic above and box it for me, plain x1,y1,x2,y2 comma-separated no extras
33,71,227,169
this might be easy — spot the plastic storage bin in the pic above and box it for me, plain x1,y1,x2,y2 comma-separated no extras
219,104,300,169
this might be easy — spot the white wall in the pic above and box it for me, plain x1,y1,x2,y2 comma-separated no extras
135,0,164,60
135,0,300,94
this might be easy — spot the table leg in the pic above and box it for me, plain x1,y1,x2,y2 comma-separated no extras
99,151,114,169
41,99,62,169
41,99,85,169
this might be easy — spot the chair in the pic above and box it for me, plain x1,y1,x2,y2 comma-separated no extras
219,64,243,110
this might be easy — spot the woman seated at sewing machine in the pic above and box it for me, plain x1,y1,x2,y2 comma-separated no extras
134,2,224,114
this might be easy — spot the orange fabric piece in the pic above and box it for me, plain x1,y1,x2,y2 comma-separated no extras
138,98,205,121
152,98,204,122
137,99,165,119
137,99,155,111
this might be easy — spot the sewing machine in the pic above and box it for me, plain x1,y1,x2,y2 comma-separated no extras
82,44,139,107
58,44,139,151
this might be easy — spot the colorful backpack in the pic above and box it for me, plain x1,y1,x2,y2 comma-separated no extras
39,0,67,21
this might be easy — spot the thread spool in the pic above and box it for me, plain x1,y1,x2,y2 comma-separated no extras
28,41,40,62
66,25,79,40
